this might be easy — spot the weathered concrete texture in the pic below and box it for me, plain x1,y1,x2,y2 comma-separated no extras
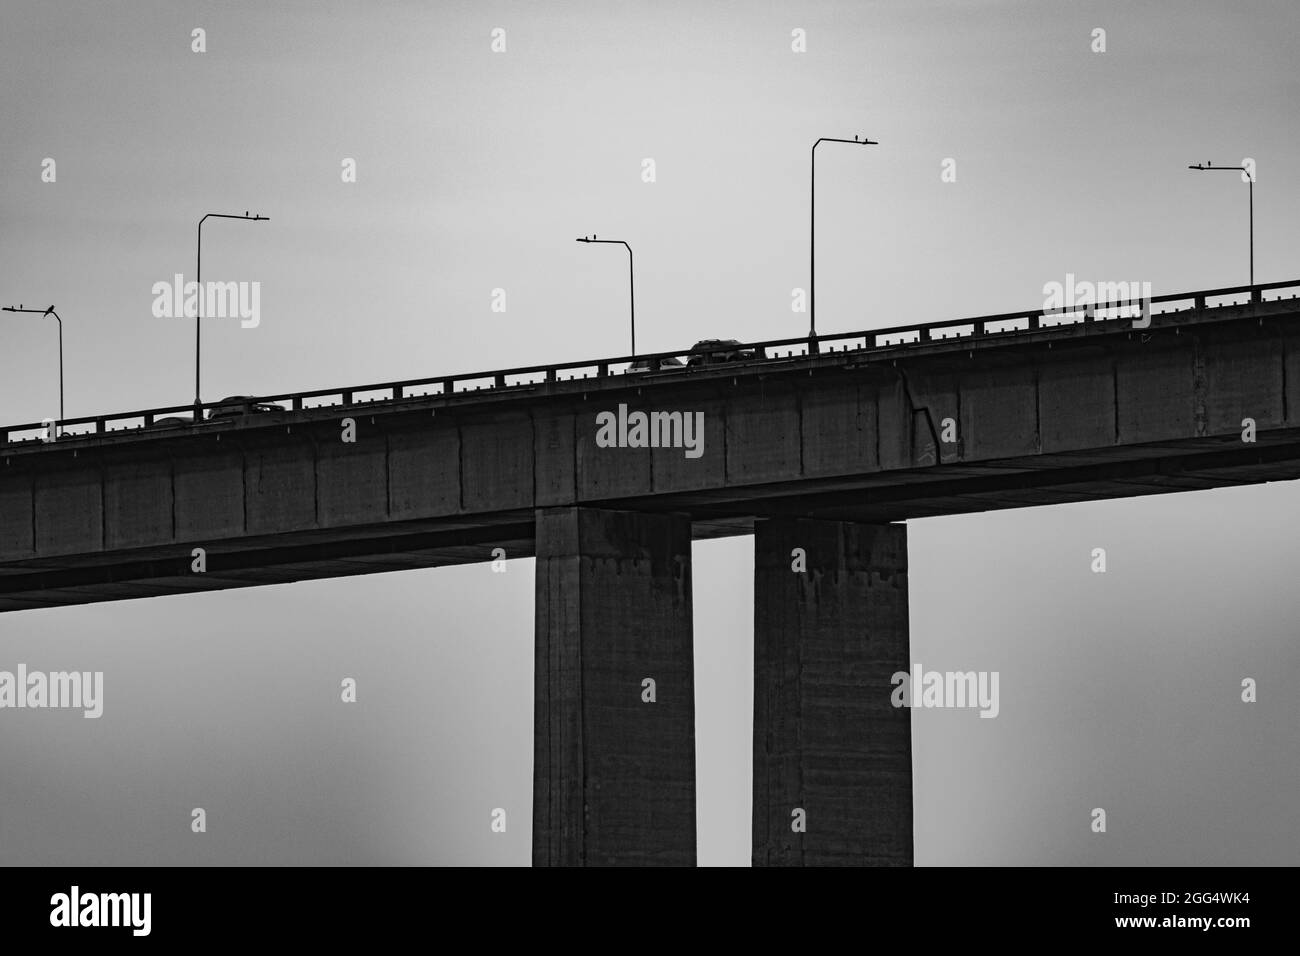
317,437,388,526
173,450,244,539
462,411,533,512
649,398,726,494
533,507,696,866
387,425,459,518
0,475,34,559
245,438,317,534
575,415,651,500
725,384,802,484
897,369,960,466
753,518,912,866
1203,332,1285,434
1038,349,1115,453
957,361,1039,459
34,469,102,556
103,458,172,549
534,414,576,506
1116,339,1195,443
801,381,879,478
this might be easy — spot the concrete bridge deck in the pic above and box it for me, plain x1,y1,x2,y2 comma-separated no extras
3,280,1298,612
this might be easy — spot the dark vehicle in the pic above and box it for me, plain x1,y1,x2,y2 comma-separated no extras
206,396,285,422
627,355,686,373
685,338,756,366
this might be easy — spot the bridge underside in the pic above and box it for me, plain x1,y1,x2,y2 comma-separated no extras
2,431,1298,612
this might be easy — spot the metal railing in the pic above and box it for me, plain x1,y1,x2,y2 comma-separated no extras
4,279,1298,447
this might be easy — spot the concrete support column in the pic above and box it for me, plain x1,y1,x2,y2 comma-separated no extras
753,518,913,866
533,507,696,866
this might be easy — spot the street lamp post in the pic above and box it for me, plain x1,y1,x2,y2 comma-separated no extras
1187,162,1254,287
196,211,268,412
810,135,877,351
3,303,64,434
575,235,636,355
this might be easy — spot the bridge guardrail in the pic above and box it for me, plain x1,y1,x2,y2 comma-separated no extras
5,279,1299,447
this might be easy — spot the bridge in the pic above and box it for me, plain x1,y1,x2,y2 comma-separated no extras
4,279,1299,865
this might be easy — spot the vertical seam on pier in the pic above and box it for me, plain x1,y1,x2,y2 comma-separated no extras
1192,334,1208,438
456,424,464,513
874,384,880,469
722,395,729,486
954,375,962,461
1112,359,1120,443
1282,331,1288,425
311,433,320,527
576,518,588,866
529,411,537,508
99,461,106,551
797,382,805,479
1034,365,1042,454
170,457,177,541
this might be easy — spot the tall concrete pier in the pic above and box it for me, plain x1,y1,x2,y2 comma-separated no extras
532,507,697,866
752,518,912,866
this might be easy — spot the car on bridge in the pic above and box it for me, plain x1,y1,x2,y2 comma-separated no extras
627,355,686,373
685,339,757,366
206,396,286,422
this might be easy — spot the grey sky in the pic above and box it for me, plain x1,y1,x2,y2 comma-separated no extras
2,0,1298,865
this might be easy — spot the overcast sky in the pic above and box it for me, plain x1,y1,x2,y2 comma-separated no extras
2,0,1298,865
